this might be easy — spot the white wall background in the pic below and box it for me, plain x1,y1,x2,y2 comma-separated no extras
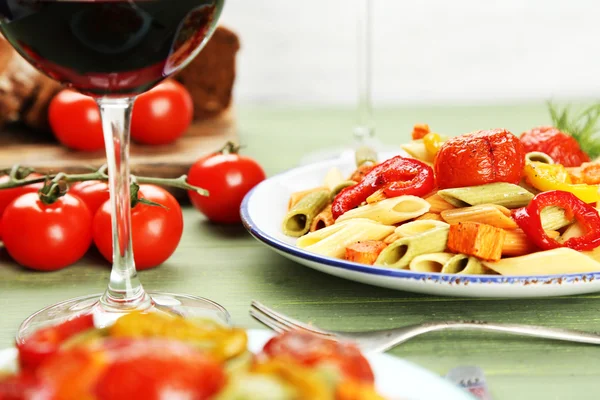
220,0,600,106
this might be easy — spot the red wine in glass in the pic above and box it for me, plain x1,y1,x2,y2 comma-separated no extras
0,0,229,339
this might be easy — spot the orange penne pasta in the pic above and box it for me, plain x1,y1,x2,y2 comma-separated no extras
383,232,401,244
415,212,444,222
310,205,334,232
288,186,329,210
502,229,560,257
441,204,517,229
424,193,455,213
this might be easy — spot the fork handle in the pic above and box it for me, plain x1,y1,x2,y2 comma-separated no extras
430,321,600,345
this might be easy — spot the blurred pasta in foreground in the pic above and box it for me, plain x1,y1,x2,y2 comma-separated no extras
282,124,600,276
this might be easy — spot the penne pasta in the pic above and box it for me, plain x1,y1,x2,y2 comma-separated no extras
323,168,345,191
366,188,387,204
483,248,600,276
525,151,554,165
336,195,430,225
310,205,334,232
424,193,456,213
441,204,518,229
540,206,573,231
400,140,434,164
288,186,329,210
298,219,394,259
375,226,449,269
409,252,454,273
282,189,330,237
394,220,449,238
437,183,534,209
441,254,487,274
355,145,378,167
415,212,444,222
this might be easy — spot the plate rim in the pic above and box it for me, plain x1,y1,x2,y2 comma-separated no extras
240,158,600,286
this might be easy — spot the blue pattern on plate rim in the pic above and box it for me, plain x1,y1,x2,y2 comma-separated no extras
240,184,600,287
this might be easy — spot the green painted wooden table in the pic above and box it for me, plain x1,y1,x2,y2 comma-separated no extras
2,103,600,399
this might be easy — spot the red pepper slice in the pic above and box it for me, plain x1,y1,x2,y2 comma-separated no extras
331,156,435,219
511,190,600,251
16,314,95,373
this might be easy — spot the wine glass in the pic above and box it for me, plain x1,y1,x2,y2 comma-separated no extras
0,0,230,339
300,0,381,165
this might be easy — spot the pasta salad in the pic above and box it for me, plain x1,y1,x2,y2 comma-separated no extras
282,124,600,276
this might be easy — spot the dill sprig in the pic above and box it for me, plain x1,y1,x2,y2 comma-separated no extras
548,102,600,159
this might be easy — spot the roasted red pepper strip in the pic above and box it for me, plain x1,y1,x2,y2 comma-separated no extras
331,156,435,219
511,190,600,251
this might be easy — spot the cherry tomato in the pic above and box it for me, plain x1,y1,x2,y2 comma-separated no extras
131,80,193,146
16,314,95,373
0,173,44,240
263,331,375,383
69,181,110,216
520,126,590,167
48,90,105,152
93,339,226,400
93,185,183,270
187,144,266,223
434,128,525,189
2,193,93,271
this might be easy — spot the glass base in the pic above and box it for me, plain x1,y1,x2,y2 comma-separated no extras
16,292,231,343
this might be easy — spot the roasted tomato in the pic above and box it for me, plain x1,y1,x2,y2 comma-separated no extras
520,126,590,167
262,331,374,383
434,128,525,189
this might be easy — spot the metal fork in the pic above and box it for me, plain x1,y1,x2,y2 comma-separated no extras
250,300,600,353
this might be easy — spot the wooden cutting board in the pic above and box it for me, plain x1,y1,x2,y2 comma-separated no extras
0,109,237,198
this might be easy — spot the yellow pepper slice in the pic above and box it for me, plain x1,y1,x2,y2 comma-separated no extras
423,133,446,158
524,161,600,203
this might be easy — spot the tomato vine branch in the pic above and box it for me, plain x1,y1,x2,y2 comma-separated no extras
0,165,209,197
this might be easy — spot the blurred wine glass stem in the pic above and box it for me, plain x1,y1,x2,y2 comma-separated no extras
97,97,151,312
354,0,375,144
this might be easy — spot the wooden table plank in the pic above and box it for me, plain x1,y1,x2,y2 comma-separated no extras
2,103,600,399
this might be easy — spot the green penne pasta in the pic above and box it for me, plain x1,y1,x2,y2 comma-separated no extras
540,206,573,231
441,254,486,274
437,183,534,209
525,151,554,165
330,180,357,201
375,226,449,269
355,145,378,167
282,189,330,237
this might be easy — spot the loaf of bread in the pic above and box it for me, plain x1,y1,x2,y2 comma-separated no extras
175,26,240,120
0,26,239,131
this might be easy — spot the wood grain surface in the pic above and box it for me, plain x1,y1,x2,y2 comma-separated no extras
2,104,599,400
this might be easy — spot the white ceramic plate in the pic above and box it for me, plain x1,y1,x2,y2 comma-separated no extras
241,151,600,298
0,329,471,400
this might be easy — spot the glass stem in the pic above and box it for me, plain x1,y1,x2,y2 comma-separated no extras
97,97,151,311
354,0,375,144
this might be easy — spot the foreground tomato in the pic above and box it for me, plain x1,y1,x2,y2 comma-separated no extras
93,185,183,270
263,331,375,383
188,144,266,223
434,128,525,189
0,173,44,240
131,80,193,145
48,90,104,152
69,181,110,216
520,126,590,167
2,193,92,271
16,314,95,373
